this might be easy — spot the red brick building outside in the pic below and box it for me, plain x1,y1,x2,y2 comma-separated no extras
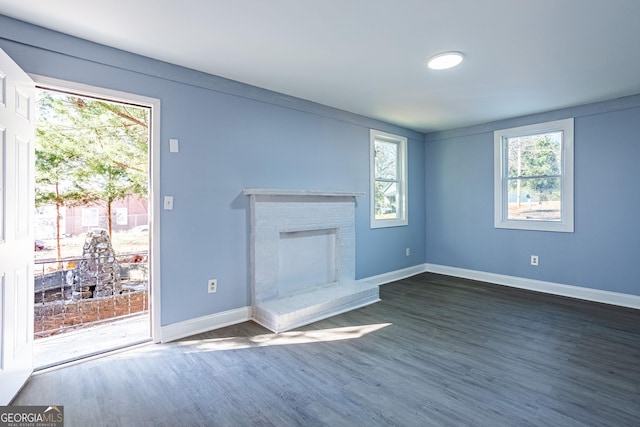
35,195,148,238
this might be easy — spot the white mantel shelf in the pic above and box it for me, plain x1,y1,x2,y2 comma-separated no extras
243,188,364,197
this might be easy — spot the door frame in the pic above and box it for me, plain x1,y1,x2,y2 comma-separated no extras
31,75,162,343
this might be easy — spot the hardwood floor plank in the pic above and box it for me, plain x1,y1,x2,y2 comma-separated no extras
12,272,640,426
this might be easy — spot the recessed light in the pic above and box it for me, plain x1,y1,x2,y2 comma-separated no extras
427,51,464,70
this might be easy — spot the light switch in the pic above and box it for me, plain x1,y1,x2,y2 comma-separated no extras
169,138,179,153
164,196,174,210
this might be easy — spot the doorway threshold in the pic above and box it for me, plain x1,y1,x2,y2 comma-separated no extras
34,314,150,370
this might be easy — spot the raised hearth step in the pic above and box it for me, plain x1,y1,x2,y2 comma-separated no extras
252,281,380,333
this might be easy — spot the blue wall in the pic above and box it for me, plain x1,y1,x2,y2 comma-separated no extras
425,97,640,296
0,15,426,326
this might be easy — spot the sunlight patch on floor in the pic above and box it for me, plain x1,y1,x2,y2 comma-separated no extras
179,323,392,352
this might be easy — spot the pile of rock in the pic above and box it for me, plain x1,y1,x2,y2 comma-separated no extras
74,229,122,300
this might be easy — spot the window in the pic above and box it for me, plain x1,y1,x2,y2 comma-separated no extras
116,207,128,225
494,118,574,232
370,129,407,228
81,207,99,227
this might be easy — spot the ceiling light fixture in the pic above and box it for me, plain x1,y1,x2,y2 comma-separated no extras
427,51,464,70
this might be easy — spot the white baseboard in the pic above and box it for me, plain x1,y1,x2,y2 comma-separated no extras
162,262,639,343
159,264,420,342
160,307,251,343
359,263,429,286
425,263,640,310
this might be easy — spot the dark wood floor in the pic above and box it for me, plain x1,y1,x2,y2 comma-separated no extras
13,273,640,426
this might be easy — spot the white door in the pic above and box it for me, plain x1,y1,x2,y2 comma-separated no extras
0,47,35,405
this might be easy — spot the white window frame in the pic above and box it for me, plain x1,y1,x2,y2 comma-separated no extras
370,129,408,228
494,118,574,232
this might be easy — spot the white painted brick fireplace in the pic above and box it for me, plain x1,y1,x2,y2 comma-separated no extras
243,189,380,332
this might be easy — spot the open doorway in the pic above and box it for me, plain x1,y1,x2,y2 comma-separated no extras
33,83,155,369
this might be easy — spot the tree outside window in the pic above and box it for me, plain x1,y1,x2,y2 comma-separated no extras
370,130,407,228
494,118,574,233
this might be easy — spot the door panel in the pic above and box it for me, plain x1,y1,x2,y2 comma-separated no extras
0,127,4,242
15,267,30,356
0,47,35,405
0,274,5,370
15,136,30,238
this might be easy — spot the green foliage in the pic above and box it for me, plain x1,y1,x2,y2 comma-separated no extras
374,141,398,216
35,89,149,238
507,133,561,199
68,95,149,207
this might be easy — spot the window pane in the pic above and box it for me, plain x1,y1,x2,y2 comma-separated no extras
374,181,399,219
375,141,397,180
507,132,562,178
81,207,99,226
116,207,128,225
507,177,561,221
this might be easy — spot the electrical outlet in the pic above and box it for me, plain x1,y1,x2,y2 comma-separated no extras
406,248,411,256
531,255,539,266
208,279,217,293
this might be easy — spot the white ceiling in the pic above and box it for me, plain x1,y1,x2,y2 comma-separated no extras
1,0,640,133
